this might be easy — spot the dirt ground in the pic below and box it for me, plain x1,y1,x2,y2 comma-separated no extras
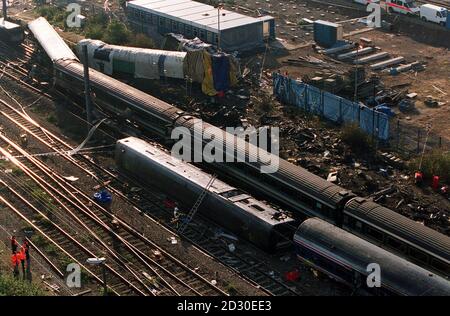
238,0,450,141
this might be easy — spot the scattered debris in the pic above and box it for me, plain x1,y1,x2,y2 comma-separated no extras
167,236,178,245
370,56,405,71
327,171,338,183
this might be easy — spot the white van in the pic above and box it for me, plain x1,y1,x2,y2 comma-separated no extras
386,0,420,15
420,4,448,26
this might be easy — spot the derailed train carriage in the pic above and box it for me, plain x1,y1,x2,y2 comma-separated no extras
28,17,449,275
51,59,450,277
115,137,296,251
294,218,450,296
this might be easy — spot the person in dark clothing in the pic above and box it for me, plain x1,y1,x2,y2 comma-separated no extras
23,240,31,268
11,236,18,254
23,240,32,281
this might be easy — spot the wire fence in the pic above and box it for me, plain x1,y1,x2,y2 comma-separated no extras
273,73,390,141
389,120,450,158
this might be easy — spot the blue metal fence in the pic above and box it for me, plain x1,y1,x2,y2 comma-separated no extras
273,73,390,141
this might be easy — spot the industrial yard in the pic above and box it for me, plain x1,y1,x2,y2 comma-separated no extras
0,0,449,301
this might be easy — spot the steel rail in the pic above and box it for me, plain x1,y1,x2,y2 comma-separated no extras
0,132,227,296
0,95,296,296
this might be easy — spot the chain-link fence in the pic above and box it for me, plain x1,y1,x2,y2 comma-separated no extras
389,120,450,158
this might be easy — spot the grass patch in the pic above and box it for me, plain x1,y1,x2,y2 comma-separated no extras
224,282,238,296
410,150,450,184
0,274,47,296
47,113,58,125
35,5,156,48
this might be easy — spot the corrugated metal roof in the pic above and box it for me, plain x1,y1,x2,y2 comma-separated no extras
28,17,78,62
127,0,265,32
345,199,450,263
295,218,450,296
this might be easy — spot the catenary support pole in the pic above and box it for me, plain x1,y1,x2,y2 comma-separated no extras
82,45,93,130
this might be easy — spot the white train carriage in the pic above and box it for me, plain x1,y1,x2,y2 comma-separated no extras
115,137,296,251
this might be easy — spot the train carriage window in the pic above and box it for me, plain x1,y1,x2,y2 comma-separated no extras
251,204,265,212
186,25,192,36
343,215,348,224
409,248,429,264
386,236,406,253
355,220,363,231
430,259,449,276
199,29,206,40
221,189,244,198
366,227,384,243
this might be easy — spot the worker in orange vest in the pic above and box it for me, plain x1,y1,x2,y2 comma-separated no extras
11,252,20,278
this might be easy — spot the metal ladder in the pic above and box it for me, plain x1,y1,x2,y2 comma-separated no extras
178,174,217,233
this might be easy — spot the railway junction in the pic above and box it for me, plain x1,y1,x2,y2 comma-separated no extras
0,0,449,299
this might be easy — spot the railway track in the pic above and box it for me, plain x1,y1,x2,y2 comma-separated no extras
0,131,228,296
0,39,299,295
0,94,299,296
418,0,450,9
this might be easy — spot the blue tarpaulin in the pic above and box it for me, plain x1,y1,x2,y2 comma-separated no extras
273,73,390,141
94,190,112,205
211,53,230,92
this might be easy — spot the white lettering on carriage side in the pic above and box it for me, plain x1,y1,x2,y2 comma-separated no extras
366,263,381,288
170,120,280,173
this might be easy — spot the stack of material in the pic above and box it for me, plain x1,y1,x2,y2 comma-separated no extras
304,71,346,94
346,67,366,85
370,56,405,71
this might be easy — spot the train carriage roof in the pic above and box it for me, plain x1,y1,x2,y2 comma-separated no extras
56,58,351,209
345,199,450,263
295,218,450,296
116,137,294,225
55,59,182,122
176,117,352,208
28,17,78,62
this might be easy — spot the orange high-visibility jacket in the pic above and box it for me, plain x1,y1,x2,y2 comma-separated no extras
11,253,19,266
17,248,25,261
